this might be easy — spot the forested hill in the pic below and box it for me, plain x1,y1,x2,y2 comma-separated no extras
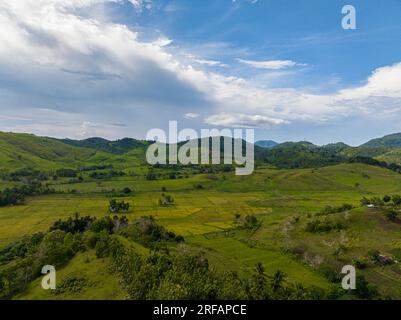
2,131,401,171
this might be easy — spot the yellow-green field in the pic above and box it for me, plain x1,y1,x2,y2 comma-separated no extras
2,163,401,299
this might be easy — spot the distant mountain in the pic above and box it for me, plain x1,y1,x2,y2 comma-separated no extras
275,141,317,149
62,137,151,155
3,130,401,172
360,133,401,148
255,140,278,149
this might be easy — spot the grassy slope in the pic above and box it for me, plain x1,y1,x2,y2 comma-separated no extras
284,207,401,298
0,132,115,171
1,131,401,299
15,250,127,300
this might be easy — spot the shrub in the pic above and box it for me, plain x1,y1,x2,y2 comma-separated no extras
384,209,398,221
305,219,344,233
109,199,130,213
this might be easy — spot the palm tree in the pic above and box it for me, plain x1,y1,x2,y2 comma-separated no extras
271,270,286,292
254,262,266,277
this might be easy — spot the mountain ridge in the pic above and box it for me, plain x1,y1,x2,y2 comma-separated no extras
2,131,401,171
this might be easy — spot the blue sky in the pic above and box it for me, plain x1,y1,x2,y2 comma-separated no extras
1,0,401,145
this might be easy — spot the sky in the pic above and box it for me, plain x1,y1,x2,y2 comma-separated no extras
1,0,401,145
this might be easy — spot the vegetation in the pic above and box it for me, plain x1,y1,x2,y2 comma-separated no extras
109,199,130,213
2,131,401,300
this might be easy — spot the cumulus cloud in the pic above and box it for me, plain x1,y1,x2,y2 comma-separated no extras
0,0,401,139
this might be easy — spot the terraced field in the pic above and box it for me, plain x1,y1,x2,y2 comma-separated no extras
2,163,401,299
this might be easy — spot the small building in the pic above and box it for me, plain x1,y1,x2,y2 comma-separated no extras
377,255,394,265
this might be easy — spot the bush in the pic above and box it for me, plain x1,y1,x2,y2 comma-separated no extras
50,213,94,234
109,199,130,213
305,219,344,233
122,187,132,194
121,216,184,248
316,204,354,216
353,275,379,299
392,195,401,206
54,275,88,295
384,209,398,221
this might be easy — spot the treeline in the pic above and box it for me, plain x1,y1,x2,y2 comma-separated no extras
146,164,234,181
360,194,401,221
0,213,130,299
89,170,125,180
0,168,48,182
1,213,379,300
101,237,346,300
0,182,53,207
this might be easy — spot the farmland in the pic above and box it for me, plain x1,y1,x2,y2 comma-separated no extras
1,132,401,300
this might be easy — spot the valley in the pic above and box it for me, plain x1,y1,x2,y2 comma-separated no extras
1,132,401,300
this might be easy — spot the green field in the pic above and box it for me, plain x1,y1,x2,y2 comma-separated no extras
2,160,401,299
1,132,401,300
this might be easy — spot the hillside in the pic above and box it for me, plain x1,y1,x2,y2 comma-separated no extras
2,131,401,173
361,133,401,148
1,131,401,300
62,137,151,155
0,132,111,171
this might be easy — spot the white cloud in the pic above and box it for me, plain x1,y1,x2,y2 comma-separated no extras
193,59,228,68
205,113,288,128
236,59,302,70
0,0,400,139
184,113,200,119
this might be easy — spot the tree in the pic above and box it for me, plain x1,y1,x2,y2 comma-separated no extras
248,263,268,300
353,275,379,299
392,195,401,206
109,199,130,213
383,195,391,203
122,187,132,194
270,270,286,293
384,209,398,221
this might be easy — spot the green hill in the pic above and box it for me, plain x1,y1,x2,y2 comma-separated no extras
0,132,107,171
2,131,401,300
62,137,151,155
2,131,401,174
360,132,401,148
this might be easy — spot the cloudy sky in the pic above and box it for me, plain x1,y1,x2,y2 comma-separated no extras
1,0,401,145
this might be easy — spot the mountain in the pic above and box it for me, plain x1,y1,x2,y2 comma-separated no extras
255,140,278,149
62,137,151,155
360,133,401,148
3,131,401,172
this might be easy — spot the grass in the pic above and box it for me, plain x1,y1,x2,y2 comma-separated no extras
15,250,127,300
2,162,401,298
